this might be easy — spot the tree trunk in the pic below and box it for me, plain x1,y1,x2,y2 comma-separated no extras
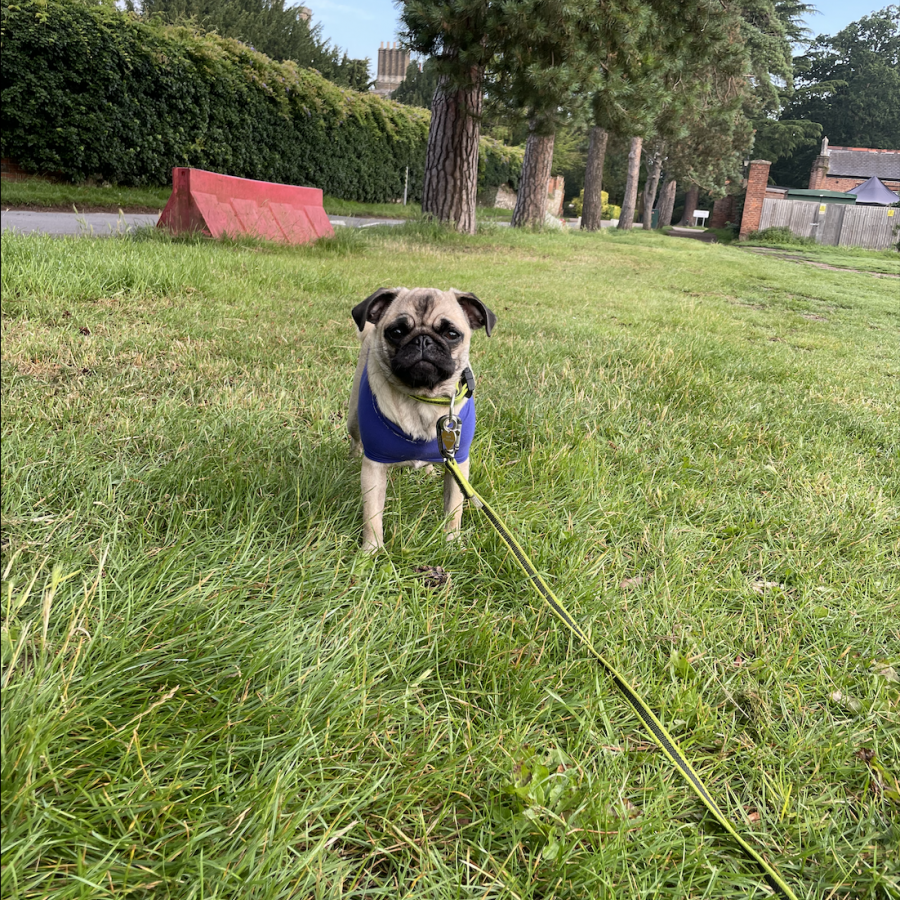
678,183,700,226
641,151,664,230
617,136,642,231
580,125,608,231
657,177,676,227
422,69,484,235
512,121,555,228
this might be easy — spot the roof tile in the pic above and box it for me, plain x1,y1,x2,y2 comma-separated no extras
828,148,900,180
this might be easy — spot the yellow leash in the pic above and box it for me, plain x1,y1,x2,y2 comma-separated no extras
439,437,799,898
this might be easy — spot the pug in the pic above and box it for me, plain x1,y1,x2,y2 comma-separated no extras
348,287,496,552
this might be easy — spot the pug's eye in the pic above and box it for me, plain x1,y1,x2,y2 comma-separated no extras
386,324,408,341
444,328,462,342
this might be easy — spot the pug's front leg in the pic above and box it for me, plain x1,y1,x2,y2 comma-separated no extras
443,457,469,541
361,457,388,551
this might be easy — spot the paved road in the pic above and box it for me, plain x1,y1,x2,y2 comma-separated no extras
1,210,620,237
0,210,407,237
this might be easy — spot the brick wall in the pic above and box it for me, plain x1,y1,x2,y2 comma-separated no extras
818,175,900,193
710,195,735,229
739,160,771,239
809,146,900,193
1,157,30,181
808,154,829,190
547,175,565,217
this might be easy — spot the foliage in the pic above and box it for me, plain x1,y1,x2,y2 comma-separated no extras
398,0,498,88
704,223,740,243
570,189,619,220
129,0,371,90
747,226,816,245
391,57,440,109
478,135,525,193
0,0,521,197
492,747,600,862
770,6,900,187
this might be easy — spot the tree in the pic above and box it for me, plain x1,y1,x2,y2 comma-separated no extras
392,58,441,109
770,6,900,186
399,1,500,233
640,138,664,228
580,125,609,229
627,0,807,229
617,137,643,229
582,0,744,231
133,0,370,88
482,1,603,227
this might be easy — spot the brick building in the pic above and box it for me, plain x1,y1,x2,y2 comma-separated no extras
373,43,410,97
808,138,900,194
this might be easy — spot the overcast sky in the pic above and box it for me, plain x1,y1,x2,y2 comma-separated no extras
310,0,884,66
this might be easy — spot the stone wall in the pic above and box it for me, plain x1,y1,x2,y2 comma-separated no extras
479,176,565,215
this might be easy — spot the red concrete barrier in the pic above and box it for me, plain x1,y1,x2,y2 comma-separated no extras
158,168,333,244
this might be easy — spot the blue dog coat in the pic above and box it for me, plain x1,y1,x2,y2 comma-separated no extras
358,366,475,465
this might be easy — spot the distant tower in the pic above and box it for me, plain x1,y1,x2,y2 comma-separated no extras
374,42,410,97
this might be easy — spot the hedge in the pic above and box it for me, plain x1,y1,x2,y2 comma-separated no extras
0,0,523,202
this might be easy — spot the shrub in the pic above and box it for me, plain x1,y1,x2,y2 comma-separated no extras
0,0,521,201
570,189,620,220
747,226,816,246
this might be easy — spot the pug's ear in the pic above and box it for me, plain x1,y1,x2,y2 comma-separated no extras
351,288,403,332
452,290,497,337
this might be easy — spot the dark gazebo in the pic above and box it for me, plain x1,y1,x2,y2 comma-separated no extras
846,176,899,206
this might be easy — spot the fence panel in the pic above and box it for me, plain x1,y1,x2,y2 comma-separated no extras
758,198,898,250
789,201,817,238
759,198,818,236
839,206,898,250
816,204,844,246
759,198,787,230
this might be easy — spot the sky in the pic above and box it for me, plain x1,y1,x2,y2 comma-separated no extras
309,0,886,66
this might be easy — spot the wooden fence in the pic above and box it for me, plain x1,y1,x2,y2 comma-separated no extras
759,198,899,250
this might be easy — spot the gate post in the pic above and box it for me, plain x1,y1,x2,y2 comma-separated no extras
739,160,772,240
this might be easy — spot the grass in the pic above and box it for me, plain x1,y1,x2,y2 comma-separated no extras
2,224,899,899
1,179,173,212
739,241,900,276
1,179,515,221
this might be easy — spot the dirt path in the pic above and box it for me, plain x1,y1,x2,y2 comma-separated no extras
666,226,719,243
737,245,899,278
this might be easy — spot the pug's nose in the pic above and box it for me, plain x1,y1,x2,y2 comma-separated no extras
414,334,434,352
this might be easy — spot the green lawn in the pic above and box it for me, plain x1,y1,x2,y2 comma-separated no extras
1,178,173,212
738,242,900,276
2,225,898,899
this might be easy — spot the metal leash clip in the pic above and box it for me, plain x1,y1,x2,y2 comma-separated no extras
437,414,463,460
437,388,463,461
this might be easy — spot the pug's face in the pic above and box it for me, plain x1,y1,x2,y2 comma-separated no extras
352,288,496,391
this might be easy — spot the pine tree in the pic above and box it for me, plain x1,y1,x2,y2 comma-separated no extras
400,0,648,231
392,59,441,109
583,0,739,231
399,1,500,233
482,1,603,227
